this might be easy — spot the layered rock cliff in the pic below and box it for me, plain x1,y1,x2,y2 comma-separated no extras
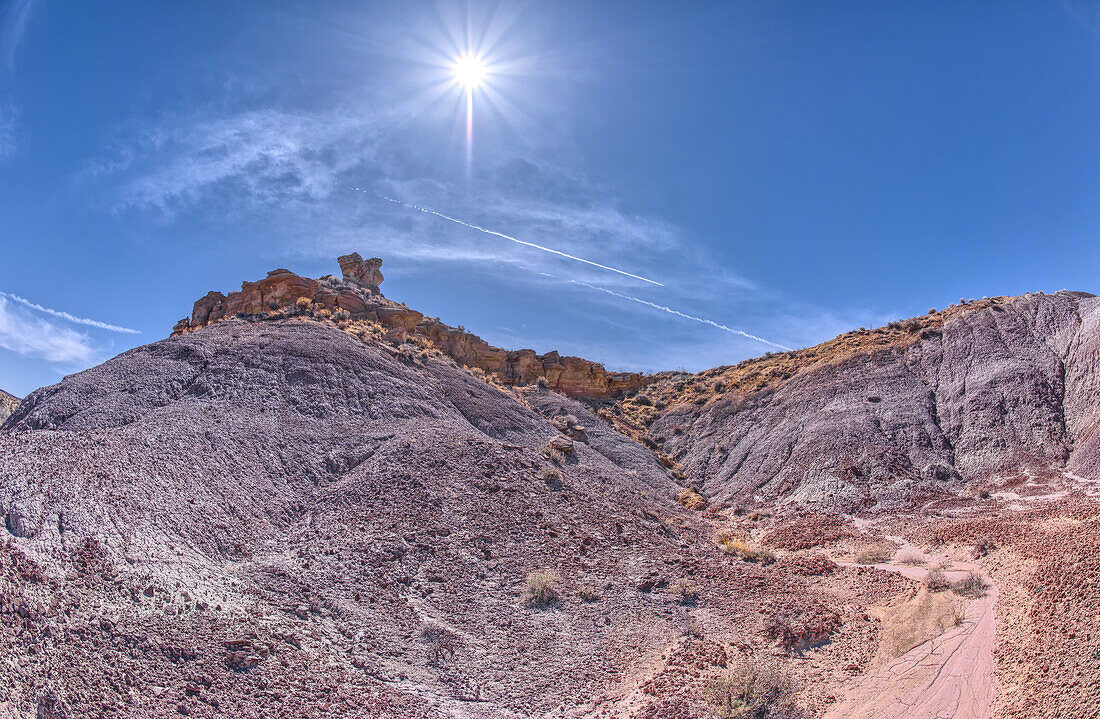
601,291,1100,513
171,253,646,398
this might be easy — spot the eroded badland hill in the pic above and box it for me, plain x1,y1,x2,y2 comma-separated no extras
2,255,1099,718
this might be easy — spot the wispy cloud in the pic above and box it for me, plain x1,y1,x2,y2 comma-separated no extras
0,0,33,71
0,0,35,160
0,292,140,334
0,295,97,365
84,99,842,362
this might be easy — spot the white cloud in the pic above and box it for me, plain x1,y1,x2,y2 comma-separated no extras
0,295,97,365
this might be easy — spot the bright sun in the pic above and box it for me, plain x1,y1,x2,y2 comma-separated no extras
453,55,488,89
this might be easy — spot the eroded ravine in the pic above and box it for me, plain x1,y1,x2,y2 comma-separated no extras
823,556,997,719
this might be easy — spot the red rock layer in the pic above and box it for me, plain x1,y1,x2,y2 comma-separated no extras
170,255,646,398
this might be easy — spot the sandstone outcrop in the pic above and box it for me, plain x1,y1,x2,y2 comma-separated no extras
172,255,646,398
337,252,383,291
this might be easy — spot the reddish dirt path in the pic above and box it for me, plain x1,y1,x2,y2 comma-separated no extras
822,558,997,719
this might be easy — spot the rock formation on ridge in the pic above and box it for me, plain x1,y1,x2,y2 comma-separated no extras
171,256,646,398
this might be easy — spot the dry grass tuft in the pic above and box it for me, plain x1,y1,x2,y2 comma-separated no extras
855,546,894,565
670,578,699,604
576,585,600,602
677,488,708,511
716,533,776,565
522,571,559,607
895,549,926,566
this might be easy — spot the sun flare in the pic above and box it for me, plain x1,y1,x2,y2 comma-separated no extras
452,54,488,89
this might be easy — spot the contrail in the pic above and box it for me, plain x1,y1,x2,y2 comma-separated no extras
570,280,791,351
0,292,140,334
344,185,663,287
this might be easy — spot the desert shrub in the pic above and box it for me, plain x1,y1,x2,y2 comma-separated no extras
420,622,458,666
332,309,351,321
677,488,708,511
522,571,559,607
716,534,776,565
977,487,991,499
671,578,699,604
895,549,926,566
539,466,561,486
706,656,804,719
924,568,950,592
268,300,279,310
295,297,312,310
314,307,333,319
577,585,600,602
748,510,770,522
855,546,893,565
949,601,967,626
973,536,996,558
536,376,549,389
951,571,987,598
634,393,653,406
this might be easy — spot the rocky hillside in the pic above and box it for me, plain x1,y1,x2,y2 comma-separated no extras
1,302,909,718
0,390,17,424
3,253,1099,717
598,291,1100,514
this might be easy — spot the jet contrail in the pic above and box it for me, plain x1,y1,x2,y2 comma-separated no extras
0,292,140,334
570,280,791,351
344,185,663,287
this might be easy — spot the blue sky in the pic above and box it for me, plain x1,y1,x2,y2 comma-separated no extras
2,1,1100,397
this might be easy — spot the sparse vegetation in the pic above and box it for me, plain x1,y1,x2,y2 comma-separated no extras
951,571,988,598
539,466,561,483
716,533,776,564
973,535,996,558
925,568,950,592
576,585,600,602
420,622,459,666
855,546,893,565
706,656,804,719
522,570,559,607
677,487,708,510
332,309,351,321
671,578,699,604
895,549,926,566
